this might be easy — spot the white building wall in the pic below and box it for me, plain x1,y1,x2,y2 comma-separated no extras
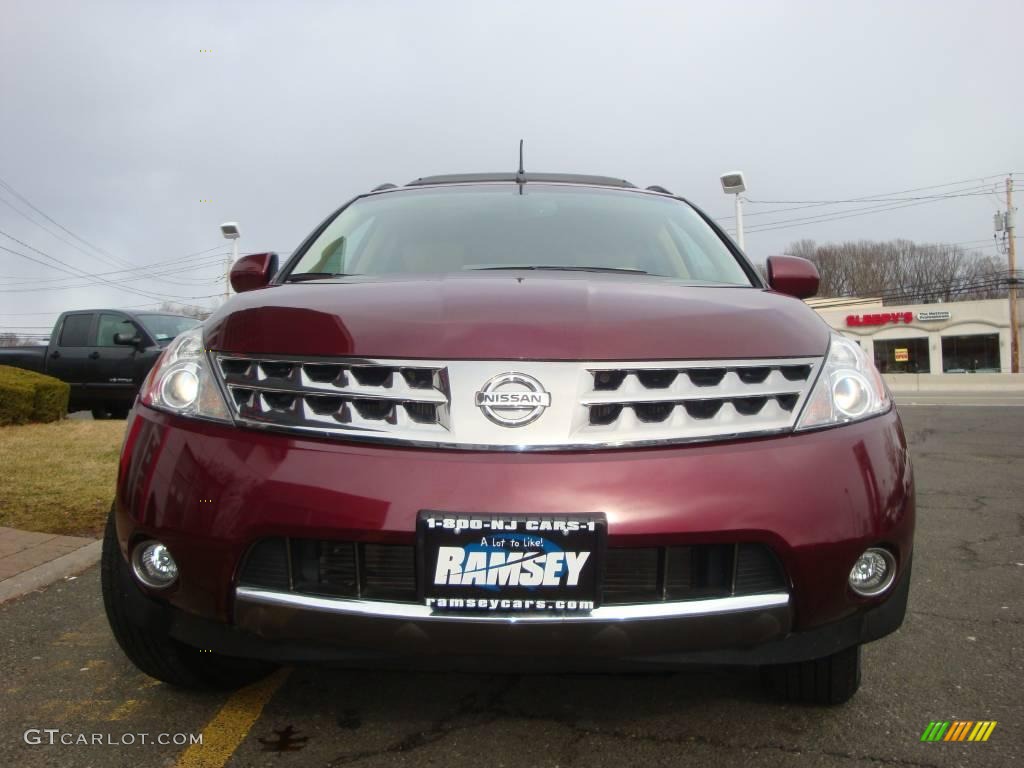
812,298,1020,374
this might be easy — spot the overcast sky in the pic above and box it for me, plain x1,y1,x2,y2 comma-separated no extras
1,0,1022,335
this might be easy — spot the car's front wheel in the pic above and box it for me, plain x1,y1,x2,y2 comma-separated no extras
760,645,862,705
101,506,276,689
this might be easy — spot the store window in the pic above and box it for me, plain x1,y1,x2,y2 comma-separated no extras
942,334,1001,373
873,338,930,374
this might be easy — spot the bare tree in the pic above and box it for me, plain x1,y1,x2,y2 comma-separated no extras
0,332,22,347
782,239,1007,304
157,301,211,321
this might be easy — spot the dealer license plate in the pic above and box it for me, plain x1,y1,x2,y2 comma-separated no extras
417,512,606,614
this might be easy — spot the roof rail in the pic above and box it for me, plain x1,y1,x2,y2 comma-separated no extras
371,183,397,192
645,185,673,195
406,172,635,188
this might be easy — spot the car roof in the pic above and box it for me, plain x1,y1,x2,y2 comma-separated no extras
405,172,637,189
60,310,192,319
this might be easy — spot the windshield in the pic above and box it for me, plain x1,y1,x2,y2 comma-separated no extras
136,314,201,344
285,185,753,285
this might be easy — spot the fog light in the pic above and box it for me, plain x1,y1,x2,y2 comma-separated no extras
849,548,895,596
131,540,178,588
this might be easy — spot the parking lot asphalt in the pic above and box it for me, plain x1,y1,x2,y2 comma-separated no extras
1,405,1021,767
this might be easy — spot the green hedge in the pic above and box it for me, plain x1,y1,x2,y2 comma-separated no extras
0,366,70,425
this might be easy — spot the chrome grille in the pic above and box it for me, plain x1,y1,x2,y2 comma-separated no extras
580,361,816,441
216,356,451,439
213,354,821,450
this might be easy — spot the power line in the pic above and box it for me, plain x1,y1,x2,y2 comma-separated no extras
808,274,1014,309
0,195,129,272
745,187,999,207
0,263,227,292
743,189,998,206
0,234,222,302
714,173,1009,221
0,174,135,269
0,230,225,294
0,203,226,289
719,185,994,222
0,249,229,287
0,256,226,286
745,196,977,234
0,301,203,317
0,301,162,313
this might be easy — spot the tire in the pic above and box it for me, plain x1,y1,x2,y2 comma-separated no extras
760,645,862,705
109,405,131,419
91,407,113,420
101,507,276,689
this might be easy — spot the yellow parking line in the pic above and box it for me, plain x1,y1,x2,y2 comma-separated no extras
106,698,139,721
175,667,291,768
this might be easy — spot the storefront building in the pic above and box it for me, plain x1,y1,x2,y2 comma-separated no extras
810,298,1021,375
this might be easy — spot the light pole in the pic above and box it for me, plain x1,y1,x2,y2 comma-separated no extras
220,222,240,303
720,171,747,251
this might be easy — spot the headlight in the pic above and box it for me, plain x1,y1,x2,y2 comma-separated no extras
796,333,890,430
140,327,231,422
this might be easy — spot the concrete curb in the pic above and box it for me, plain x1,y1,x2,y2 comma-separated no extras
0,539,102,604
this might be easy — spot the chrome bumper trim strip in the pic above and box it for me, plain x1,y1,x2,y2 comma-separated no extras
235,586,790,624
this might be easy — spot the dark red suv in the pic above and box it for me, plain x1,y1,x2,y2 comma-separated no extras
102,173,914,704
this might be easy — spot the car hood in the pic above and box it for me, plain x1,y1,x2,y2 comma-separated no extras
204,273,830,360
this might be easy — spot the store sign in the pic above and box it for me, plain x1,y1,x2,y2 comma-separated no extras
917,310,951,322
894,348,909,362
846,312,914,327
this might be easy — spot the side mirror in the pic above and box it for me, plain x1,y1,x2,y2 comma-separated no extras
230,252,279,293
114,332,144,348
766,255,819,299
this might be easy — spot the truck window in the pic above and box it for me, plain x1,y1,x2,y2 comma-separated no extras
97,314,136,346
59,314,94,347
135,314,201,343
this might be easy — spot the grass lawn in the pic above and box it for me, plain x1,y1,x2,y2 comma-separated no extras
0,419,124,537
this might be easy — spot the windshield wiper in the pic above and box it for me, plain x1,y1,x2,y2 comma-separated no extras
283,272,350,283
467,265,650,275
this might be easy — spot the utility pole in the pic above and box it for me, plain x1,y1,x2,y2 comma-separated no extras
1007,177,1020,373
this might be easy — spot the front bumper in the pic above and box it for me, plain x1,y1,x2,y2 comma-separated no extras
117,550,911,669
114,404,914,663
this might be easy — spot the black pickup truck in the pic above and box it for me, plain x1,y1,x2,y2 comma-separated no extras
0,309,200,418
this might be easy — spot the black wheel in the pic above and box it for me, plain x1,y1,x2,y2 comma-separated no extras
91,406,113,420
101,507,277,689
109,405,131,419
760,645,862,705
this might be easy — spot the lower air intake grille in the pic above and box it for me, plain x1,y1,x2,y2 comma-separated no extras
734,543,787,594
239,539,289,589
239,539,787,606
601,544,761,604
362,544,416,600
